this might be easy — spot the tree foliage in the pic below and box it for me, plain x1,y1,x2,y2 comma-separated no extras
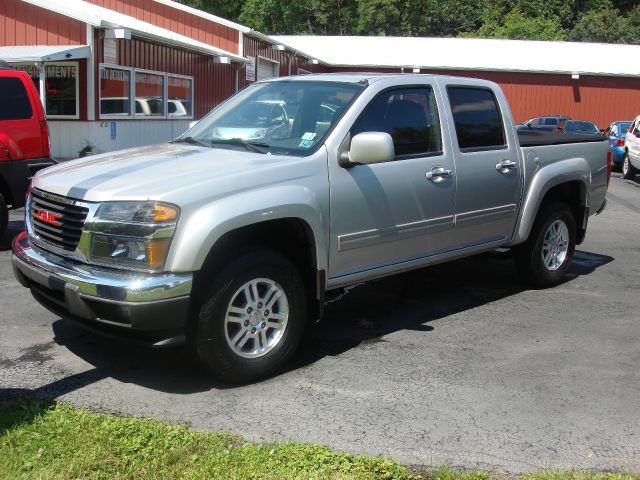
176,0,640,44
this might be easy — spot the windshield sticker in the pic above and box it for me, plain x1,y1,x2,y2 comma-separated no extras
299,139,315,149
302,132,317,141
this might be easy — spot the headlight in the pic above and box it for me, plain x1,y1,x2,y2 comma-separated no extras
84,201,179,272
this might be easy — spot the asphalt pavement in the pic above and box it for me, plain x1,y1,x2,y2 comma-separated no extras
1,173,638,475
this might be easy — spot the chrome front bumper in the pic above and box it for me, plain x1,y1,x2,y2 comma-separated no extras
12,231,193,346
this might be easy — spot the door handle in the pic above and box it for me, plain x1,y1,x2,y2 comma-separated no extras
496,159,517,173
426,166,452,183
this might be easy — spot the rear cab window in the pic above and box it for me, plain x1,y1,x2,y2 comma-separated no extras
446,86,506,152
0,77,33,120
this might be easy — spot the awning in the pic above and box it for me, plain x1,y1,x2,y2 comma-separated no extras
0,45,92,63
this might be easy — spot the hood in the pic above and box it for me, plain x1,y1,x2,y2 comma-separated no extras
33,143,314,203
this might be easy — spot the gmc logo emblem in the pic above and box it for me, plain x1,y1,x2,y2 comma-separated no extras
36,209,62,227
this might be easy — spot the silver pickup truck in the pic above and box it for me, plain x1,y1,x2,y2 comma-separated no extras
12,74,610,383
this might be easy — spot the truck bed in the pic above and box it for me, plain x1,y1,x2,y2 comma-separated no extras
517,129,605,147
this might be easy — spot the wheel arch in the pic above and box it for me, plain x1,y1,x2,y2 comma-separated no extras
510,158,591,246
187,217,324,341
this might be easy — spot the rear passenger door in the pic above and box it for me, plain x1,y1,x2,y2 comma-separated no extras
443,84,522,248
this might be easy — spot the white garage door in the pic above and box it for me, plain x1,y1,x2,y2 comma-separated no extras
257,57,279,80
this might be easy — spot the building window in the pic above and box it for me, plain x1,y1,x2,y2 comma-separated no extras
12,62,79,119
168,75,193,117
100,66,132,116
99,64,193,119
135,71,164,116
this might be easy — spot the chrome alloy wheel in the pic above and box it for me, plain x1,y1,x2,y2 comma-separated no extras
542,219,570,271
224,278,289,358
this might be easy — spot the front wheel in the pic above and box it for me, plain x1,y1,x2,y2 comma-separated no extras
195,250,307,384
622,153,637,180
514,201,576,288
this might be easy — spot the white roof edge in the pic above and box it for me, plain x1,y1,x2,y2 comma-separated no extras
20,0,248,62
325,63,640,78
273,35,640,77
152,0,250,33
0,45,91,62
151,0,324,62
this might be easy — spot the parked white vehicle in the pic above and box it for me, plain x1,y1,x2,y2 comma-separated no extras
623,115,640,180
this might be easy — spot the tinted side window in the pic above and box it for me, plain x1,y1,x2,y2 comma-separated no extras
447,87,506,151
0,77,33,120
352,87,442,157
544,118,558,126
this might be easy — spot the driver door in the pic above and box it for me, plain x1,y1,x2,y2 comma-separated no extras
328,85,456,280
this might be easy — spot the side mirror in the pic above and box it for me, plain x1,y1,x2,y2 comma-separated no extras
188,120,198,130
347,132,395,166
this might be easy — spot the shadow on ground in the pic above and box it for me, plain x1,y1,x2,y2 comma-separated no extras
0,249,613,400
0,219,23,251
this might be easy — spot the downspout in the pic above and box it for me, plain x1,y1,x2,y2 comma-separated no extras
86,24,95,120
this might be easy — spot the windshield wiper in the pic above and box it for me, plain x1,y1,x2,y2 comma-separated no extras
210,138,269,153
172,136,209,147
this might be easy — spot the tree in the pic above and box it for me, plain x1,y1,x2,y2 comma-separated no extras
465,8,567,41
569,8,639,43
175,0,245,23
355,0,403,35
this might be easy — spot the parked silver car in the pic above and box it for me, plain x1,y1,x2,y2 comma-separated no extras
211,99,290,141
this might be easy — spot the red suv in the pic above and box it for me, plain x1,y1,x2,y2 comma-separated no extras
0,61,54,238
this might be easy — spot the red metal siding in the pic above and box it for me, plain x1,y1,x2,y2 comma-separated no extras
328,66,640,128
86,0,239,54
95,33,235,118
240,35,325,90
0,0,86,46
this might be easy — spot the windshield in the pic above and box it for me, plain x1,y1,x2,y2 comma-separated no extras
185,80,364,156
565,121,598,133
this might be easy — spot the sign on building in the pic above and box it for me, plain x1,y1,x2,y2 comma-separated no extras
245,57,255,82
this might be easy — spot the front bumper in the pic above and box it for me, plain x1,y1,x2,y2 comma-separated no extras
12,231,193,346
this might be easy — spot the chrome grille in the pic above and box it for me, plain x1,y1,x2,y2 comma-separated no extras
30,191,89,251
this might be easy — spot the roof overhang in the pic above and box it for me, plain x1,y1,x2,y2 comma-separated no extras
273,36,640,78
0,45,91,63
19,0,248,63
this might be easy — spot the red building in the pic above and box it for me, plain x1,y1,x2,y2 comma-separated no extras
1,0,639,158
0,0,323,158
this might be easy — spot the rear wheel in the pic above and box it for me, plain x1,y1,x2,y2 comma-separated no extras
622,153,637,180
514,201,576,288
0,193,8,239
195,250,307,384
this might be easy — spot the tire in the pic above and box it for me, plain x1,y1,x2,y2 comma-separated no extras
195,249,307,384
0,193,8,240
514,201,576,288
622,153,637,180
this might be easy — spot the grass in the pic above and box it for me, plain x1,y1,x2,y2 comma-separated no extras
0,400,637,480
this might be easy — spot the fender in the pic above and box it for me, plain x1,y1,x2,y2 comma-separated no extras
509,156,590,245
166,184,327,273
